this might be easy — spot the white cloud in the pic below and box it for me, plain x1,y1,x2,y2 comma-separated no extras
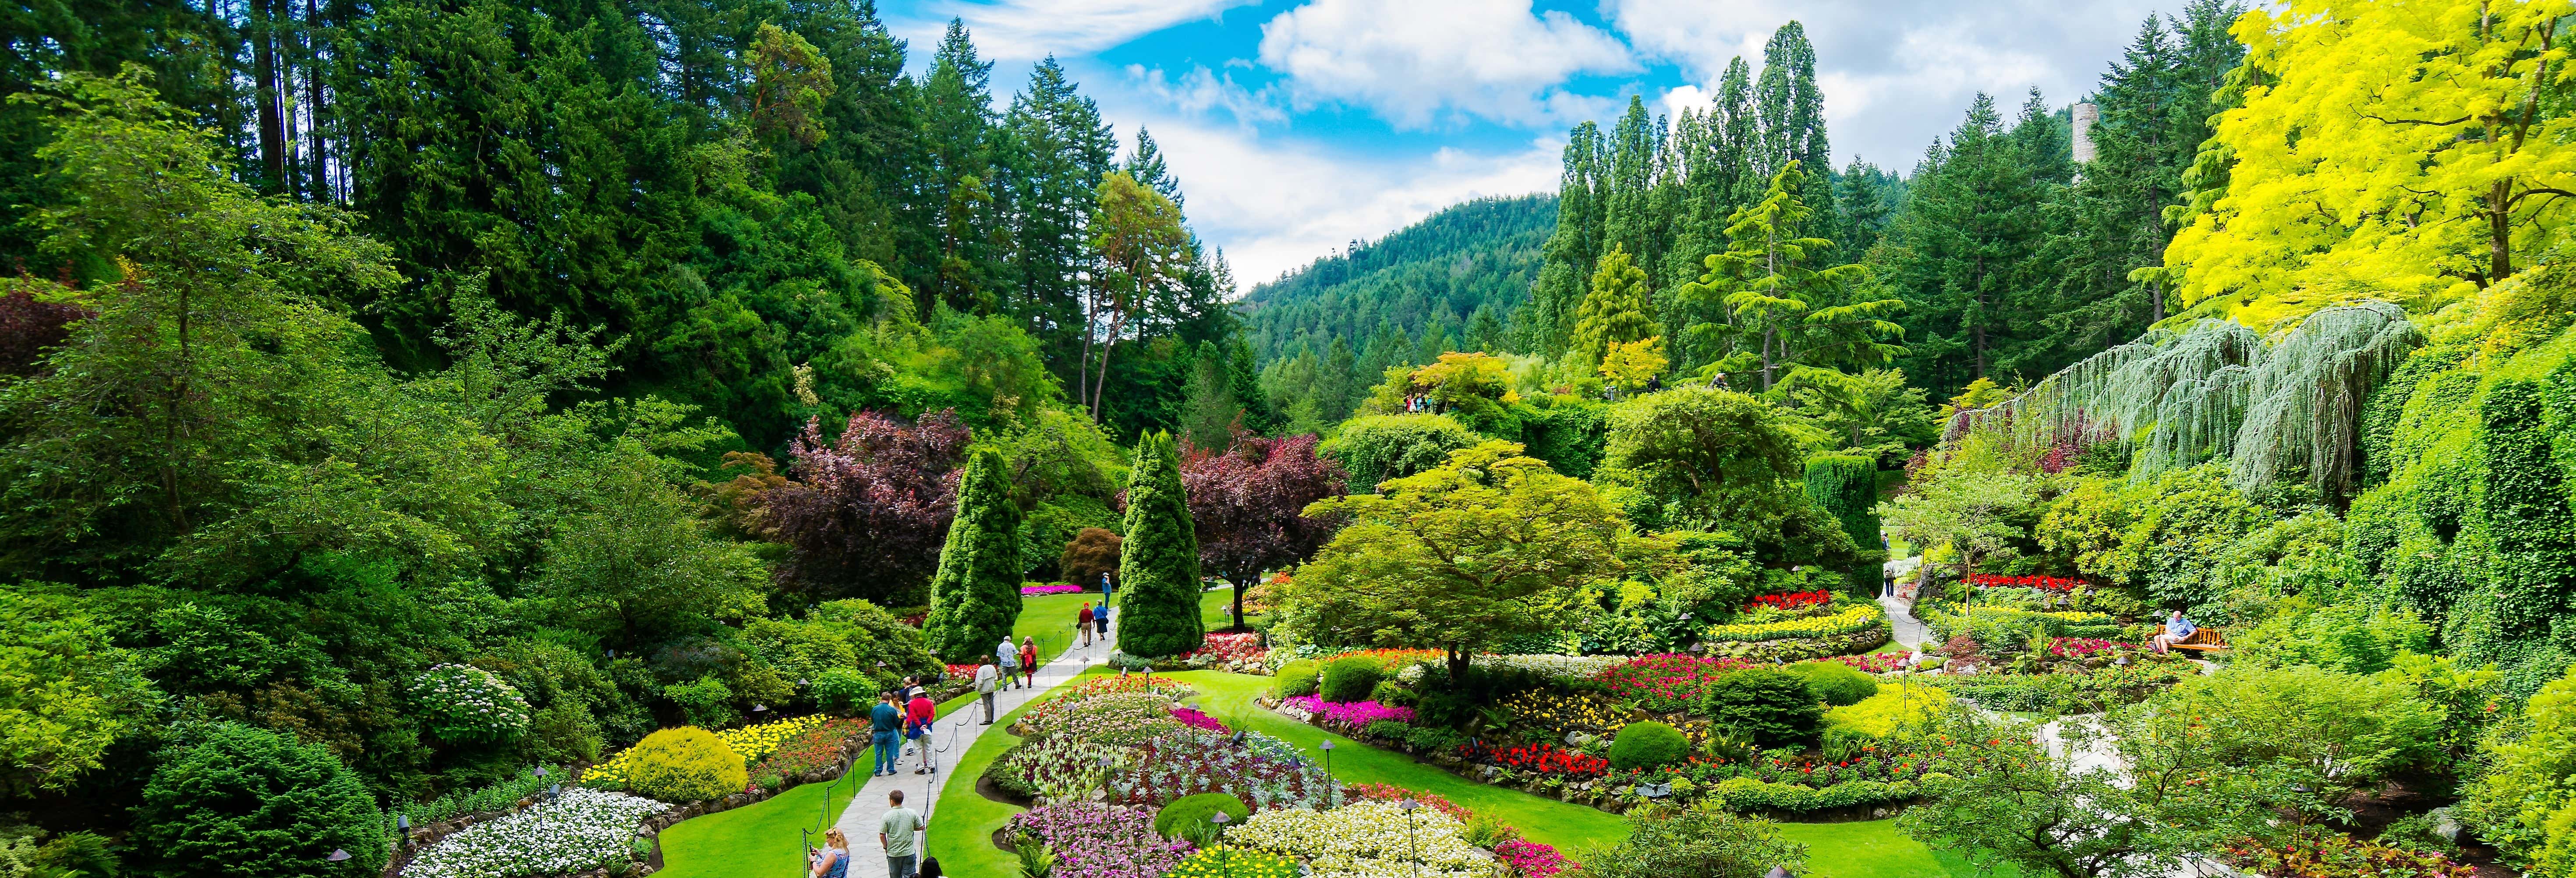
906,0,1259,61
1121,65,1289,128
1600,0,2169,169
1256,0,1638,129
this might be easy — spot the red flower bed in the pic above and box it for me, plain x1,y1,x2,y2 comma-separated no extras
1476,743,1608,779
1968,574,2087,592
1744,590,1831,612
1597,654,1755,714
1823,652,1908,673
1178,632,1267,664
2046,637,2129,659
751,718,867,779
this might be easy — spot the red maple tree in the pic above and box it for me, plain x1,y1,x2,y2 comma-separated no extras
760,409,971,603
1179,432,1347,631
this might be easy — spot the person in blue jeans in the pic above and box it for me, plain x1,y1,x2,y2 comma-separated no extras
869,690,903,776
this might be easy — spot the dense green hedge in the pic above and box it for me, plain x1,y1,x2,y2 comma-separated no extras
1709,777,1918,813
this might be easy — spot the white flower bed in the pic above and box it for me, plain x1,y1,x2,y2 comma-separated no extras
1229,801,1488,878
1472,653,1628,684
404,789,668,878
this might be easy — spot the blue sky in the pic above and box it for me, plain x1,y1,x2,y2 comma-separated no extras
877,0,2187,287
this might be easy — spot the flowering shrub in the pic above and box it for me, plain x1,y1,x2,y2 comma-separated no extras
1346,783,1472,823
1968,574,2086,591
1596,654,1755,713
1006,803,1192,878
945,663,979,680
405,789,668,878
1107,730,1338,811
716,714,827,763
1165,845,1299,878
1023,583,1086,596
413,664,532,744
1171,707,1228,732
1230,800,1490,878
1471,743,1607,779
1501,690,1633,739
1179,633,1268,665
1022,691,1187,744
1279,695,1416,730
1314,648,1446,673
1061,674,1196,699
752,718,864,779
1744,590,1831,612
1702,603,1886,644
991,734,1125,800
2222,830,2474,878
1495,839,1571,878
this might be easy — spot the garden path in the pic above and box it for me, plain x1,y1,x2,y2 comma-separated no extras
828,625,1117,878
1879,593,1935,651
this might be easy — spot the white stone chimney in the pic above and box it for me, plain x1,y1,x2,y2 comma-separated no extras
2071,102,2098,180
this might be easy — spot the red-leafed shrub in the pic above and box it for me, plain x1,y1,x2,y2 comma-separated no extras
762,410,971,603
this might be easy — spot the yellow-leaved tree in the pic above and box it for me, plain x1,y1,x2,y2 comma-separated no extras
2159,0,2576,319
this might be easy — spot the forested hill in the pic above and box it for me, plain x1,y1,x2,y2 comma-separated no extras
1239,194,1555,366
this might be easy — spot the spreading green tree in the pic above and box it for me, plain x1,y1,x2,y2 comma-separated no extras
132,723,387,878
1116,432,1203,657
923,448,1026,661
1278,441,1625,680
0,591,153,796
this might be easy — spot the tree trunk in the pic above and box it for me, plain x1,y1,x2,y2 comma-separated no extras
2490,179,2514,286
253,0,286,191
1229,576,1248,633
1447,648,1471,683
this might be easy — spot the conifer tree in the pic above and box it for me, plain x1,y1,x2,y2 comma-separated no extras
1683,162,1905,391
1756,22,1839,247
1116,432,1204,657
1572,244,1657,368
923,448,1025,662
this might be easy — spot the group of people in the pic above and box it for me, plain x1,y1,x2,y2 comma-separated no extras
866,681,939,777
810,789,938,878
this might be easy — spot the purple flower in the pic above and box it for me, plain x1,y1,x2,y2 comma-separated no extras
1007,804,1192,878
1170,707,1228,733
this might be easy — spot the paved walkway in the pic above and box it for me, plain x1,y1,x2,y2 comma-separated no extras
830,625,1115,878
1879,594,1935,651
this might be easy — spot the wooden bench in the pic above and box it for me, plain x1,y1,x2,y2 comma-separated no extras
2166,628,2227,652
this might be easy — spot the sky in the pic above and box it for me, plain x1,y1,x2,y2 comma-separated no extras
878,0,2189,288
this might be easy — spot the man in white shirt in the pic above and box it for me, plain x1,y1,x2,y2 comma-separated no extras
994,635,1019,690
973,658,999,725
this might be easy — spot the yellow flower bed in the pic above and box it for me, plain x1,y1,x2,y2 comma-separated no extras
1702,603,1885,643
580,715,828,789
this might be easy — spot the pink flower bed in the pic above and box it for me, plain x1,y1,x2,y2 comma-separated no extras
1823,652,1908,673
1021,583,1086,596
2048,637,2129,658
1496,839,1571,877
1281,695,1415,729
1170,706,1227,732
1006,803,1191,878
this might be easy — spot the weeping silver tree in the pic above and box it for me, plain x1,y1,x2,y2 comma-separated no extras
1943,302,2420,499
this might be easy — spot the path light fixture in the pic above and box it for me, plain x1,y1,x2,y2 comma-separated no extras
534,767,548,779
398,814,410,832
1398,799,1422,878
1767,867,1794,878
1319,739,1334,775
752,704,768,714
326,850,351,863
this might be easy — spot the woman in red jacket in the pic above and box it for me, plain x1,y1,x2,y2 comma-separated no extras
1016,636,1039,687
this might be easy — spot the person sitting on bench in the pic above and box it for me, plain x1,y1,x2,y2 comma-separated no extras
2150,609,2197,655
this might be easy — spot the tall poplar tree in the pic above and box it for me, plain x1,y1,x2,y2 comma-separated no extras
1520,123,1608,354
923,448,1024,661
1116,432,1203,657
1755,22,1839,248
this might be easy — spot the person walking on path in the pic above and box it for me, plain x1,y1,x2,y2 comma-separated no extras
973,658,999,725
994,635,1019,690
810,828,850,878
1017,637,1038,688
879,789,922,878
1077,602,1095,647
903,689,935,774
867,691,902,777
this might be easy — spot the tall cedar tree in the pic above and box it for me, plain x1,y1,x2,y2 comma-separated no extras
1681,162,1905,392
1880,92,2067,395
764,411,971,604
923,448,1024,661
1180,433,1348,630
1115,432,1203,656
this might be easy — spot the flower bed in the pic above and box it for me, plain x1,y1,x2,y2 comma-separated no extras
1744,590,1831,612
1022,583,1087,596
1311,647,1446,673
1702,603,1886,643
1596,654,1756,713
2222,830,2474,878
1166,845,1299,878
1968,574,2086,591
716,714,827,763
1177,632,1269,672
1021,690,1189,744
1468,742,1607,779
1500,690,1632,739
1006,803,1192,878
1108,730,1337,811
751,718,864,780
1345,782,1472,823
1279,695,1415,731
1823,652,1910,673
1229,800,1490,878
988,734,1124,801
2045,637,2130,659
1170,706,1227,732
404,789,667,878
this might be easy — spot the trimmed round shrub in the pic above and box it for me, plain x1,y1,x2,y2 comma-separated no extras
812,668,869,715
1368,680,1414,706
1318,658,1383,703
132,722,387,877
1154,792,1251,840
622,727,748,803
1785,661,1880,707
413,662,531,744
1275,660,1321,698
1609,720,1690,771
1696,668,1824,747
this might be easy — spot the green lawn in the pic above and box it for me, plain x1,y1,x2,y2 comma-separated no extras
1781,820,2014,878
655,774,860,878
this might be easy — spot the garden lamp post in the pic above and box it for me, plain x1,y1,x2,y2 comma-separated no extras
1398,799,1422,878
1319,739,1334,775
326,850,350,863
1767,867,1794,878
